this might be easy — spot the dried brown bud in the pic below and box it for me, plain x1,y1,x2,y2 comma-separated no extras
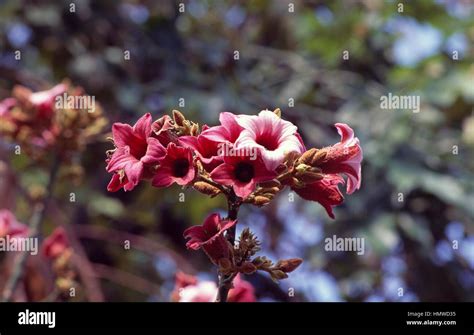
298,171,324,184
271,269,288,281
310,149,327,166
273,108,281,118
298,148,318,165
193,181,221,197
172,110,186,127
258,179,282,189
240,262,257,275
190,123,199,136
253,195,271,206
298,148,328,167
218,258,234,275
275,258,303,273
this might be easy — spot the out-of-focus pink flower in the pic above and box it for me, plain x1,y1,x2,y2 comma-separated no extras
0,209,29,239
179,281,218,302
210,154,276,199
28,83,67,118
318,123,363,194
107,113,166,192
293,175,344,219
173,273,256,302
0,98,16,117
179,133,223,171
183,213,236,265
152,142,195,187
42,227,69,259
200,112,243,145
227,275,256,302
233,110,305,171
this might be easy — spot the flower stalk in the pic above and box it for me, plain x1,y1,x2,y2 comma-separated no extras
1,155,60,302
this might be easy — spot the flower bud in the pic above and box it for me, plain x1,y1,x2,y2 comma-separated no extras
276,258,303,273
240,262,257,275
271,269,288,281
298,148,317,165
273,108,281,118
218,258,234,275
193,181,221,197
253,195,271,206
172,109,186,127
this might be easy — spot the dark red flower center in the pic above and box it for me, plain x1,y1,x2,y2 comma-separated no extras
256,133,279,151
130,138,148,159
235,162,254,183
173,158,190,178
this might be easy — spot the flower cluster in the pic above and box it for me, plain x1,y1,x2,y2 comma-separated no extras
106,109,361,213
0,81,107,160
106,108,362,301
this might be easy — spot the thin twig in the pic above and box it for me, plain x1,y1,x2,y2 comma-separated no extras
1,155,60,302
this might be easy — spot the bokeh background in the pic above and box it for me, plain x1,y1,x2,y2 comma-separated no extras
0,0,473,302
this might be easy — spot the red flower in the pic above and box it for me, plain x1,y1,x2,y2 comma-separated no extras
0,209,28,239
293,175,344,219
210,154,276,199
42,227,69,259
318,123,362,194
106,113,166,191
183,213,236,265
179,132,223,171
152,142,195,187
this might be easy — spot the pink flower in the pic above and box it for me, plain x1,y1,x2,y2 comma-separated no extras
227,275,256,302
152,142,195,187
233,110,305,171
179,281,218,302
318,123,362,194
42,227,69,259
179,132,223,171
28,83,67,118
293,175,344,219
173,273,256,302
0,98,16,117
199,112,243,145
106,113,166,191
183,213,236,265
0,209,29,239
210,154,276,199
